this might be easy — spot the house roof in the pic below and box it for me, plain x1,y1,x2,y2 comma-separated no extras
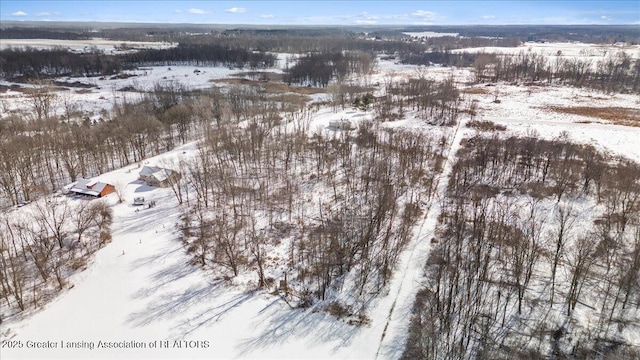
140,165,177,183
139,166,163,177
69,178,112,196
150,170,170,182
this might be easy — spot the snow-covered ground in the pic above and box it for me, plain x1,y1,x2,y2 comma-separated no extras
466,83,640,162
0,129,448,359
0,38,177,54
0,65,284,121
452,41,640,60
403,31,459,38
1,42,638,359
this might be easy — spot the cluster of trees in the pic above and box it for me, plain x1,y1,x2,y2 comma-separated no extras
403,134,640,359
121,43,277,69
0,47,126,80
402,50,489,68
0,198,113,320
284,51,375,87
178,104,446,312
403,49,640,93
0,27,92,40
374,76,462,125
475,50,640,93
0,83,220,206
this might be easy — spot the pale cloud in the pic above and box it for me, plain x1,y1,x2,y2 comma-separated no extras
482,15,496,19
359,12,379,20
297,9,445,25
174,9,182,13
11,11,28,17
411,10,436,19
36,12,51,17
187,8,207,15
226,7,247,13
601,15,612,21
354,19,377,25
259,14,275,19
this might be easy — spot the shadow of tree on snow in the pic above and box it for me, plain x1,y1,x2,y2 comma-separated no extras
236,299,362,357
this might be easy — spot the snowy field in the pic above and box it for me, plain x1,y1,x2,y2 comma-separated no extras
1,42,639,359
402,31,459,38
0,64,286,121
453,41,640,59
467,84,640,162
0,38,177,54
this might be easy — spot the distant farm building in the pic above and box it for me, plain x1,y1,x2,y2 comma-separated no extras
138,166,181,187
68,179,115,198
328,119,353,130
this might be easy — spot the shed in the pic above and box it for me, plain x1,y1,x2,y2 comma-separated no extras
69,179,115,198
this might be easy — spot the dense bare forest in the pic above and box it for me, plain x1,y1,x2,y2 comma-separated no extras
1,23,639,358
178,108,447,315
403,134,640,359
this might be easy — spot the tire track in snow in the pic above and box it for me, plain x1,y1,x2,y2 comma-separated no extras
374,117,466,360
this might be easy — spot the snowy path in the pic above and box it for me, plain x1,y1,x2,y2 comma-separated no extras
372,118,467,359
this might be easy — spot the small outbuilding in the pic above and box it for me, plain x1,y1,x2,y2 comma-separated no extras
68,179,115,198
139,166,181,187
328,119,353,130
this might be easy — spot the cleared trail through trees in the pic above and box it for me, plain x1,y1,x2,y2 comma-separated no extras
374,117,467,360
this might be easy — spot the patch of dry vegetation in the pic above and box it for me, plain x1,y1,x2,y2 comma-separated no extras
466,119,507,131
211,77,328,95
548,106,640,127
462,87,491,95
14,86,70,94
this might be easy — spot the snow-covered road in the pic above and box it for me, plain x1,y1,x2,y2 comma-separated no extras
373,117,468,359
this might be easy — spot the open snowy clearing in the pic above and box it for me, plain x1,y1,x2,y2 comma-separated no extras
466,83,640,162
0,38,177,54
453,41,640,59
402,31,459,38
0,65,285,121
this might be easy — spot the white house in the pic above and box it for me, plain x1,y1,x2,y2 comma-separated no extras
138,166,181,187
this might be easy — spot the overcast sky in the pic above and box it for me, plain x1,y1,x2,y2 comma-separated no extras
1,1,639,25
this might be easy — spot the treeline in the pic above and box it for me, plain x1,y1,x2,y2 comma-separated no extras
403,134,640,359
0,198,113,320
401,36,521,51
0,44,276,80
121,43,277,68
402,50,485,68
177,106,446,313
0,27,91,40
400,25,640,45
181,33,427,54
403,49,640,93
284,51,375,87
478,50,640,93
0,47,126,80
